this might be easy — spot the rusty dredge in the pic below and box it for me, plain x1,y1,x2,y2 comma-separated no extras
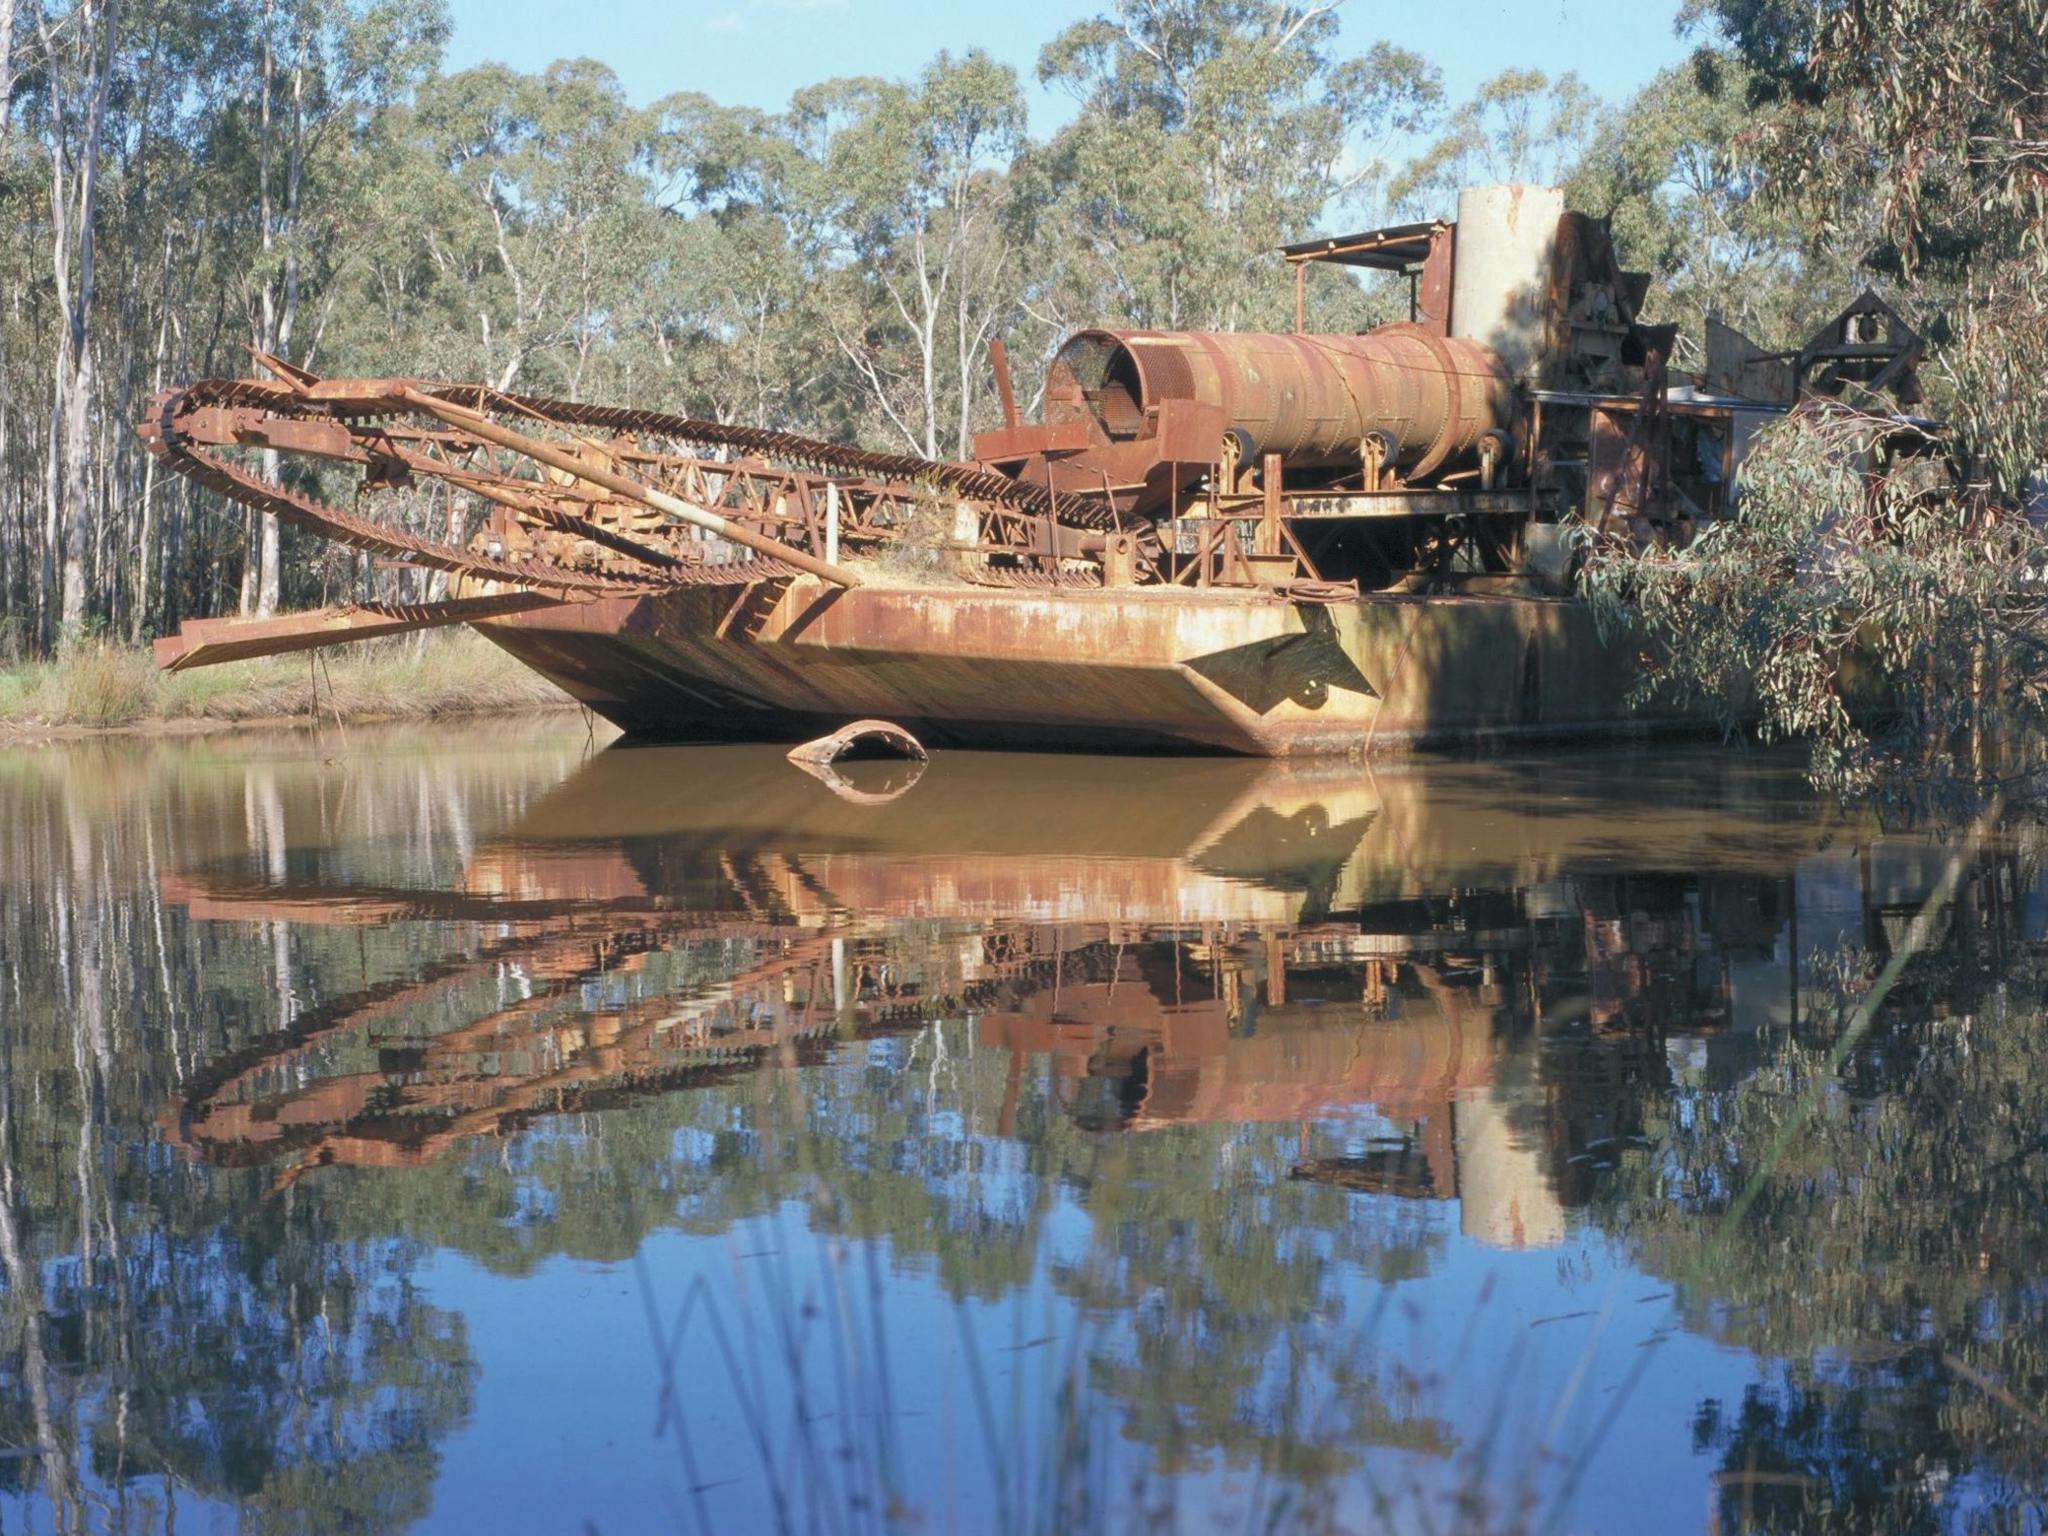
144,184,1925,754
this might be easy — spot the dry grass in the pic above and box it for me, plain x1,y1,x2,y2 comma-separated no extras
0,631,572,735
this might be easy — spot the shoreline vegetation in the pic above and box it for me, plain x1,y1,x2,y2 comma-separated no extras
0,632,574,742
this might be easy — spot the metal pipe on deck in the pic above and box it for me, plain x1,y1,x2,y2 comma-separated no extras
1045,326,1514,478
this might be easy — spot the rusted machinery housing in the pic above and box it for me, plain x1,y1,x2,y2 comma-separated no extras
971,182,1929,597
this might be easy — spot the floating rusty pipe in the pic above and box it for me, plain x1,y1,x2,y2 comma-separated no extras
397,386,861,588
1045,324,1514,481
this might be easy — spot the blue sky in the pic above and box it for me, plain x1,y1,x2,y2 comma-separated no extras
441,0,1699,133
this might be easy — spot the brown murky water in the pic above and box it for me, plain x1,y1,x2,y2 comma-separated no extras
0,722,2042,1532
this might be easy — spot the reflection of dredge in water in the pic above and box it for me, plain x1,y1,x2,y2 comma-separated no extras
974,872,1778,1252
160,746,1962,1243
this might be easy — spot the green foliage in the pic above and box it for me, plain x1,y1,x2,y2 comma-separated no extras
1693,0,2047,284
1030,3,1436,335
1392,68,1593,216
1581,406,2043,810
1577,0,2048,813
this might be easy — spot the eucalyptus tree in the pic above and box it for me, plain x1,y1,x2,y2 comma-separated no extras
1561,53,1829,360
29,0,125,649
235,0,446,616
1389,67,1596,217
11,0,245,645
1027,1,1441,341
103,0,250,640
407,59,654,399
785,50,1029,459
638,94,840,430
1700,0,2048,490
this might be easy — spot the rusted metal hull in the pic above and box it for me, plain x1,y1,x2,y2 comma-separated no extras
464,577,1691,756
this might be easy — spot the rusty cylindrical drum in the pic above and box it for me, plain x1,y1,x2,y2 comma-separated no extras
1046,325,1516,481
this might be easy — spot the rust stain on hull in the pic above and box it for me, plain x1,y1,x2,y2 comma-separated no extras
469,577,1672,756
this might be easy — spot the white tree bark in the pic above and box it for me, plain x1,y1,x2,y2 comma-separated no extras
43,0,125,643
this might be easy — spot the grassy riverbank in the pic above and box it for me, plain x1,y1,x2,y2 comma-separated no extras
0,632,573,737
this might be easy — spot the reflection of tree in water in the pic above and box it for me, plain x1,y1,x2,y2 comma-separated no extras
78,1228,471,1527
0,753,491,1530
1059,1123,1452,1483
0,1042,477,1529
291,947,1455,1498
1592,859,2048,1531
1692,1366,1967,1535
621,933,1460,1493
